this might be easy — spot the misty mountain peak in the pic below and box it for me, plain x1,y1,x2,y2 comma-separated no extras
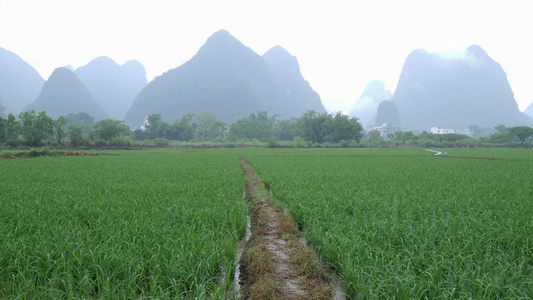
78,56,119,70
263,45,295,60
391,46,531,130
466,44,490,60
360,80,390,99
0,47,45,114
50,66,75,78
196,29,244,55
122,60,147,76
125,30,325,126
25,67,107,120
348,79,391,127
75,57,147,120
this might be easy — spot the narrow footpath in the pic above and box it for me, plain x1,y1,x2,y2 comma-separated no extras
239,158,344,300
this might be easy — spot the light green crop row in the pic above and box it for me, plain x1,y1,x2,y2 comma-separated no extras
0,149,248,299
247,148,533,298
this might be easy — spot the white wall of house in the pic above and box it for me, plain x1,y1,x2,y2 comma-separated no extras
430,127,455,134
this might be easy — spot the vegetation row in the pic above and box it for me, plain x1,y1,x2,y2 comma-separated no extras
1,110,532,150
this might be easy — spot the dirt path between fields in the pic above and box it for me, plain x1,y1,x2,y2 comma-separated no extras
238,157,345,300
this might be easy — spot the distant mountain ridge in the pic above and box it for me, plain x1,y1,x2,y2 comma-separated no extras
125,30,326,127
0,47,44,115
348,80,391,127
75,57,147,120
390,45,532,131
25,67,107,120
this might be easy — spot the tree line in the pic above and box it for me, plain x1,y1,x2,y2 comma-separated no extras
1,109,532,149
0,110,364,148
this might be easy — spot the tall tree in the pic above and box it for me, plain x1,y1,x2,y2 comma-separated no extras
93,119,129,141
4,113,20,145
229,111,277,141
68,125,84,147
19,110,54,146
53,116,67,144
508,126,533,146
296,111,363,143
145,113,167,139
0,115,5,143
195,111,226,141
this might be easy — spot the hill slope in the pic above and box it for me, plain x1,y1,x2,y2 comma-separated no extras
25,67,107,120
0,47,45,114
390,45,532,131
262,46,325,116
524,103,533,120
0,93,5,117
75,57,147,120
125,30,325,127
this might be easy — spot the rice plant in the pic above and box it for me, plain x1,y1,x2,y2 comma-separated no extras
247,148,533,298
0,149,248,298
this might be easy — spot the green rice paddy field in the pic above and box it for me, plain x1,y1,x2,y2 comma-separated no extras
1,148,532,298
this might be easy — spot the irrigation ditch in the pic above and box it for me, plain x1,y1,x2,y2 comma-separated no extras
236,157,345,299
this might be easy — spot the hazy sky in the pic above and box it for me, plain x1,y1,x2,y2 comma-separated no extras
1,0,531,112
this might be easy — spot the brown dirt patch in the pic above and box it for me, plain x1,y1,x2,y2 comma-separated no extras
239,157,343,299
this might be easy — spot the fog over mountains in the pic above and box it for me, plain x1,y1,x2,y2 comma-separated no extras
125,30,325,126
1,32,533,132
0,47,44,114
390,45,532,131
75,57,147,120
348,80,392,127
25,67,107,120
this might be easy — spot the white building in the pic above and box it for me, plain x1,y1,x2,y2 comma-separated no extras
367,123,402,139
430,127,455,134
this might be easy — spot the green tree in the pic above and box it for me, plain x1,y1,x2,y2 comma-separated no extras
145,113,167,139
468,124,484,139
170,113,195,141
388,131,416,142
53,116,67,144
324,112,363,143
229,111,276,142
68,125,84,147
486,125,514,145
93,119,129,141
508,126,533,146
365,130,383,144
19,110,54,147
0,115,5,143
195,111,226,141
296,110,327,143
65,112,95,134
273,119,295,141
4,113,20,146
296,111,362,143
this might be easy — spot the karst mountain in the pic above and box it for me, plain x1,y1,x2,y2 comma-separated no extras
390,45,532,131
348,80,391,127
25,67,107,120
0,47,45,115
125,30,326,127
75,57,147,120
